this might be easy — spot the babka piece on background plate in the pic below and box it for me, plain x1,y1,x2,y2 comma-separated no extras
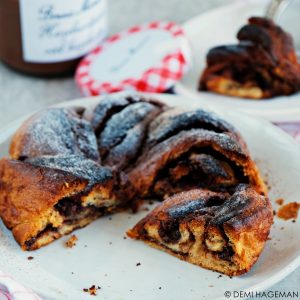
175,0,300,122
0,94,271,276
200,17,300,99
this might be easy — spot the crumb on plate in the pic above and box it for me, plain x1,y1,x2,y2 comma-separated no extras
83,285,101,296
275,198,284,205
65,234,78,248
277,202,300,221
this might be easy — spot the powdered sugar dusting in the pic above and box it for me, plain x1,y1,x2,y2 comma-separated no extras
27,155,112,188
16,108,99,161
99,102,160,156
147,107,238,147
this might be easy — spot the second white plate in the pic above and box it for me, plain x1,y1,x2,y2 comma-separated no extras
175,0,300,122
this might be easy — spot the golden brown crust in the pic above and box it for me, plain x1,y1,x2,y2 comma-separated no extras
10,107,100,161
0,158,88,228
0,158,87,248
0,157,117,250
128,185,273,276
199,17,300,99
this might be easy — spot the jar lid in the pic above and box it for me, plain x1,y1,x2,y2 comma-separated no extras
75,21,191,96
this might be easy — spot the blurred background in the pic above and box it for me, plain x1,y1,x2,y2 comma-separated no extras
0,0,231,128
108,0,230,33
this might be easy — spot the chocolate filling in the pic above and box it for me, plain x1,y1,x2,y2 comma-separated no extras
24,197,114,250
153,147,248,197
55,197,82,218
158,221,181,244
54,196,110,224
217,245,234,261
25,224,58,250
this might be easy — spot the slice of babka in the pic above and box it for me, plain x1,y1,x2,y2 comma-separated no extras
199,17,300,99
128,184,273,276
0,155,121,250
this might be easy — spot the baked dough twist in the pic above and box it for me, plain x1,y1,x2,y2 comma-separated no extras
200,17,300,99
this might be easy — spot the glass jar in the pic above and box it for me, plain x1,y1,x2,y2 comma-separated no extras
0,0,108,76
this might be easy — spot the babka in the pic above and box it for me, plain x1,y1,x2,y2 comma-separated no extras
0,94,272,275
199,17,300,99
127,185,273,276
0,156,117,250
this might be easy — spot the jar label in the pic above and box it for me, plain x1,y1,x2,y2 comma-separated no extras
19,0,108,63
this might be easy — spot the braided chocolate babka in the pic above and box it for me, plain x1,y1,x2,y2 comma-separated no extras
0,95,272,275
199,17,300,99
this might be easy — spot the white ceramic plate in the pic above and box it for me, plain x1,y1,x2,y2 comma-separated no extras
175,0,300,122
0,92,300,300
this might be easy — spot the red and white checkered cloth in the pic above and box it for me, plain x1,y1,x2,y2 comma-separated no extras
76,22,190,96
0,272,41,300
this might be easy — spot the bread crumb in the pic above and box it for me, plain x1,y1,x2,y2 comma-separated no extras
65,235,78,248
275,198,284,205
277,202,300,221
83,285,101,296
